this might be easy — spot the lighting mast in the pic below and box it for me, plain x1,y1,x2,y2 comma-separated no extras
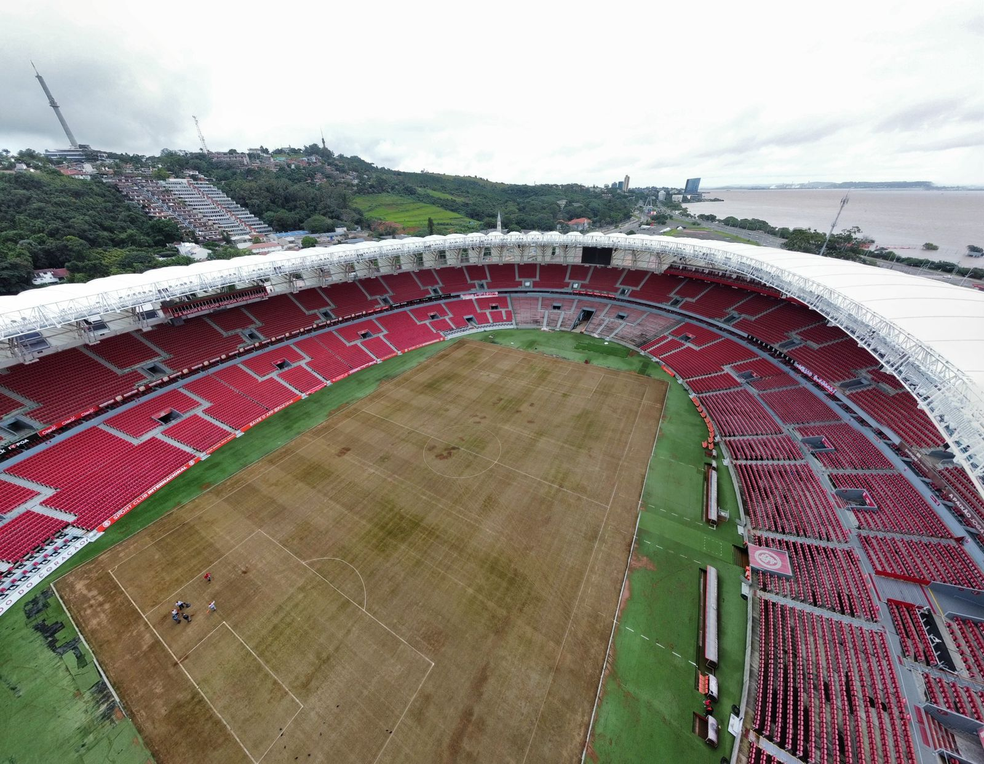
193,115,210,154
32,61,79,149
818,193,850,258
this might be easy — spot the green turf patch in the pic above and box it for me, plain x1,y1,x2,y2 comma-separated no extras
351,193,479,232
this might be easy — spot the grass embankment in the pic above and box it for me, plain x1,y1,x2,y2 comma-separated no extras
0,341,451,764
661,225,761,246
480,330,747,764
1,330,747,764
351,193,479,232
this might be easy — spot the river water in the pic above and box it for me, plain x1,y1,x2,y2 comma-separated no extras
692,189,984,264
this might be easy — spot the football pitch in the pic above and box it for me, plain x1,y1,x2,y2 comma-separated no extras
56,340,666,764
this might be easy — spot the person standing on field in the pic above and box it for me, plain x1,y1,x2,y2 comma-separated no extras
203,572,211,583
208,601,216,613
171,609,180,623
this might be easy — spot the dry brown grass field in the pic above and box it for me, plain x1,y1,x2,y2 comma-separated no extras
57,341,666,764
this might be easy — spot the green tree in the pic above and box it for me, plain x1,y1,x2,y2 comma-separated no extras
301,236,317,248
303,214,331,233
151,167,169,181
969,245,983,254
923,243,939,251
427,217,435,235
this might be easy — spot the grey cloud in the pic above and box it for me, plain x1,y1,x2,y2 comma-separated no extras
873,98,982,133
900,132,984,153
0,46,206,154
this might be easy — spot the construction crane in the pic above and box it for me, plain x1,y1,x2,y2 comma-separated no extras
818,193,850,258
32,61,79,149
192,115,209,154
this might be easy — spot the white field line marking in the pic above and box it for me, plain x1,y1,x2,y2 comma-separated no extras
371,661,434,764
641,635,649,641
223,622,304,764
688,661,698,667
527,384,652,764
260,530,433,668
138,529,262,617
303,556,368,610
626,627,635,633
672,652,683,658
178,620,227,661
109,569,257,764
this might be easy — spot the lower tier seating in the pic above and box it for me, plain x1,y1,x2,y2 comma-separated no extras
946,616,984,682
0,510,67,563
887,600,939,666
749,534,878,620
831,473,951,538
736,463,848,542
922,674,984,723
753,598,914,763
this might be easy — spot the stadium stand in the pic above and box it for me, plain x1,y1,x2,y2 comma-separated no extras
0,479,39,515
162,415,233,453
277,366,325,395
725,435,803,462
887,600,939,667
946,616,984,682
0,510,67,563
241,345,305,378
86,333,162,370
753,597,914,763
922,674,984,723
183,376,269,430
848,388,943,448
0,349,144,426
759,387,840,424
795,423,893,470
748,534,878,620
831,473,952,538
686,373,740,394
859,535,984,589
103,389,200,437
699,390,784,437
736,463,848,541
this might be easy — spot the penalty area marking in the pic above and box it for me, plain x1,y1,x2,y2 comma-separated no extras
303,556,368,610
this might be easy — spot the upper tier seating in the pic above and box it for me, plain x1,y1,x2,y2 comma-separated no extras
374,312,442,352
686,373,740,394
940,466,984,531
86,333,162,370
831,473,951,538
378,272,430,303
679,284,751,319
795,423,892,470
244,294,318,339
787,339,878,383
859,535,984,589
212,366,297,411
848,388,943,448
759,388,840,425
321,281,380,317
8,427,134,489
734,302,821,345
146,318,243,373
0,479,39,515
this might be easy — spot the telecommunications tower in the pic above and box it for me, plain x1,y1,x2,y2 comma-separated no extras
32,62,79,149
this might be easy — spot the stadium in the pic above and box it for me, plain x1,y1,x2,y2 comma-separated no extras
1,230,983,764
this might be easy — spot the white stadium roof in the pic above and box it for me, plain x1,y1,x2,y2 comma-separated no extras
0,232,982,479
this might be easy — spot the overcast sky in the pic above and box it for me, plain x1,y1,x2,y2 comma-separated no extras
3,0,983,187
